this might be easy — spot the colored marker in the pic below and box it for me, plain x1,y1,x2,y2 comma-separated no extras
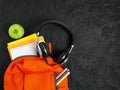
56,68,70,86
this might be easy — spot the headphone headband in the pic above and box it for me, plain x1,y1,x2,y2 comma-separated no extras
38,20,73,46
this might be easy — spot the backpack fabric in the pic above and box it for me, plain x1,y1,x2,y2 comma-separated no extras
4,56,69,90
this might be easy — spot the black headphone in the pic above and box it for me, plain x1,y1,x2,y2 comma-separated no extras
36,20,74,64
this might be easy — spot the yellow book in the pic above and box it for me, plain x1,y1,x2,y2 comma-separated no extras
7,33,45,60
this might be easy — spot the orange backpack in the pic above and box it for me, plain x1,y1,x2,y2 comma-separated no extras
4,56,69,90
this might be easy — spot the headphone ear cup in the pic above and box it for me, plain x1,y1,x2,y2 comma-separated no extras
56,48,71,64
39,42,51,57
56,52,69,64
55,45,73,64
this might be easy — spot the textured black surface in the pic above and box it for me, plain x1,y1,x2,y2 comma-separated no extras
0,0,120,90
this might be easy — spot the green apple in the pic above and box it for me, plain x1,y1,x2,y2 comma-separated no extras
8,24,25,39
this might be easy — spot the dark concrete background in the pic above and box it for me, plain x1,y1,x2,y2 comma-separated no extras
0,0,120,90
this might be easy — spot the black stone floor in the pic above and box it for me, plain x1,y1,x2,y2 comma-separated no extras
0,0,120,90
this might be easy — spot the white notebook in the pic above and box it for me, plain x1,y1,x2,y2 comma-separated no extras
7,33,45,60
